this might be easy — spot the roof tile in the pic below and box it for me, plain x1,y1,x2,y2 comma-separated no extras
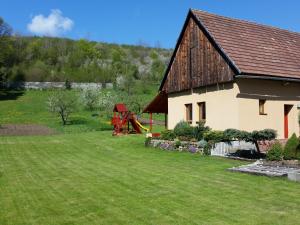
192,9,300,79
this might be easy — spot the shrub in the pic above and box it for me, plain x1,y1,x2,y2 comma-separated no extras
174,140,181,148
65,79,72,90
266,142,283,161
283,133,299,160
223,128,277,153
144,137,152,147
203,141,213,156
223,129,248,141
193,121,210,141
197,139,208,148
251,129,277,142
174,121,194,137
203,130,225,143
178,136,192,141
161,130,176,140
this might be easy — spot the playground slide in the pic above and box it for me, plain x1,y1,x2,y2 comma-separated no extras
129,118,142,134
134,119,150,132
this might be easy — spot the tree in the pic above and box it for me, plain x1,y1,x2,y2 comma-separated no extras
47,91,78,125
0,17,12,37
80,88,100,111
98,91,119,118
283,133,300,160
0,17,14,88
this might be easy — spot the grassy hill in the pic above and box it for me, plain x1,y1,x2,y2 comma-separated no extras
1,36,172,87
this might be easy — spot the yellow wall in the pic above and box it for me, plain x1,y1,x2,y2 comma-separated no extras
237,79,300,139
168,82,239,130
168,79,300,139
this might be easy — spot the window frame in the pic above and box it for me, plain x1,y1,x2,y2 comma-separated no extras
259,99,267,115
185,103,193,124
197,102,206,122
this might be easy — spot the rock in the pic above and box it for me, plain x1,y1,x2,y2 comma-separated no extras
288,172,300,182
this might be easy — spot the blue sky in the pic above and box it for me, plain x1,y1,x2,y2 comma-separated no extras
1,0,300,48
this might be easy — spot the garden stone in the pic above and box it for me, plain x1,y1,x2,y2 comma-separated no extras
288,172,300,182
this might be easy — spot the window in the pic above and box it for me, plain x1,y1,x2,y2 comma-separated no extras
198,102,206,121
185,104,193,123
259,99,267,115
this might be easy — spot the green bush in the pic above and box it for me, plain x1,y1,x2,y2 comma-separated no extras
193,121,210,141
161,130,176,141
174,140,181,148
203,141,213,156
174,121,194,138
145,137,152,147
197,139,208,148
251,129,277,142
203,130,225,143
266,142,283,161
283,133,300,160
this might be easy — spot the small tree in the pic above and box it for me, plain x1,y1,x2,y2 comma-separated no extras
65,79,72,90
266,142,283,161
98,91,118,118
80,88,100,111
283,133,299,160
47,91,77,125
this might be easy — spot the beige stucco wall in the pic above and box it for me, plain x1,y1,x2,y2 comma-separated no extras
168,82,240,130
168,79,300,139
236,79,300,139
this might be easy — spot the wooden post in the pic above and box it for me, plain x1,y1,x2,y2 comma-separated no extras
150,112,153,132
164,113,167,129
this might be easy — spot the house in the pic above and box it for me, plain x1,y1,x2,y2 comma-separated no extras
144,9,300,139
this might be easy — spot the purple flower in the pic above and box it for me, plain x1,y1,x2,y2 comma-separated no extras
188,145,198,153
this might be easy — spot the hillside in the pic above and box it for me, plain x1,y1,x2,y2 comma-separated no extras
5,37,171,83
0,17,172,89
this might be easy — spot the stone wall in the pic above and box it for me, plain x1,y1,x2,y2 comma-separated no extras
146,139,202,153
7,82,113,90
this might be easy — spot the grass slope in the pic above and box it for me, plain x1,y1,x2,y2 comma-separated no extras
1,132,300,225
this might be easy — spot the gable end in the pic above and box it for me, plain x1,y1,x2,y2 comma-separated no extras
160,10,240,93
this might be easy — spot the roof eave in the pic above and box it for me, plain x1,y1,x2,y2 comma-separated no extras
236,73,300,83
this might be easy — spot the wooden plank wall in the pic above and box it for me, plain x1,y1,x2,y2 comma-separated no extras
162,18,235,93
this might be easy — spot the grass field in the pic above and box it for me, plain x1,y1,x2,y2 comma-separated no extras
1,132,300,225
1,90,300,224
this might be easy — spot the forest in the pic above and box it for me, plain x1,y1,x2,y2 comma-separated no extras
0,17,172,92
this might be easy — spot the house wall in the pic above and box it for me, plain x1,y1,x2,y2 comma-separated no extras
236,79,300,139
168,79,300,139
168,82,239,130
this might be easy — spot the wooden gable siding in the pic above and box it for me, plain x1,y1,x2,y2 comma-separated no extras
162,17,235,93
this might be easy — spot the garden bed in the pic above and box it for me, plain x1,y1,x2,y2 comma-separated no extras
0,124,57,136
146,139,202,153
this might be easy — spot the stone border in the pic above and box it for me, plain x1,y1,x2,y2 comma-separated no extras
146,139,202,154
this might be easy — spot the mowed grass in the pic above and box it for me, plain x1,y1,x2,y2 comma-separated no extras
0,90,163,133
1,132,300,225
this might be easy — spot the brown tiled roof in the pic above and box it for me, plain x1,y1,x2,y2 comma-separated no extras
192,9,300,79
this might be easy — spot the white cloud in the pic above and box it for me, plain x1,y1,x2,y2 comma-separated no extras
27,9,74,36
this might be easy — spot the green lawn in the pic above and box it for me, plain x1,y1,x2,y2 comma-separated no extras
0,90,163,133
1,132,300,225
